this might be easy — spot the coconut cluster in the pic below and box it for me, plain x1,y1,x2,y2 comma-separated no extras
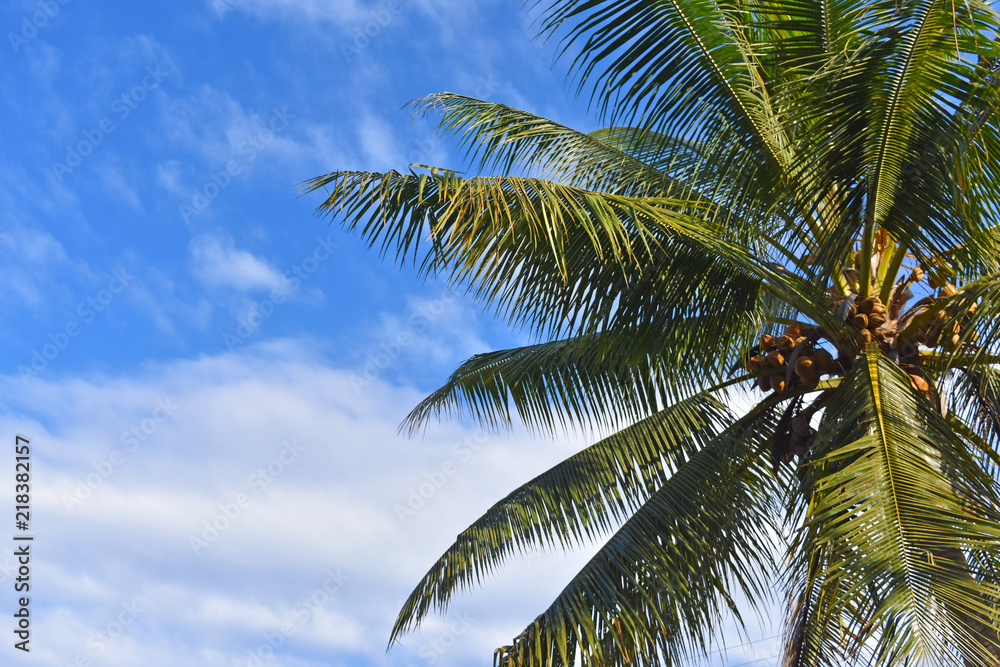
788,416,817,459
748,262,981,405
848,295,889,344
745,254,984,469
914,284,979,351
745,324,840,394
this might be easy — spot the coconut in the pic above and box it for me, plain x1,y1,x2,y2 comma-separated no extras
767,350,785,367
853,314,869,329
795,358,820,388
812,349,835,375
783,323,803,338
776,335,795,353
770,375,786,393
858,298,876,315
761,334,777,351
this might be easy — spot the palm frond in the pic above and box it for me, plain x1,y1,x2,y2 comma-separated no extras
303,170,779,342
532,0,785,168
491,401,784,667
401,312,765,435
413,93,677,196
951,366,1000,453
793,347,1000,664
751,0,876,75
389,392,733,646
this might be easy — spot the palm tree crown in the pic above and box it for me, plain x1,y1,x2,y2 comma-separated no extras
306,1,1000,665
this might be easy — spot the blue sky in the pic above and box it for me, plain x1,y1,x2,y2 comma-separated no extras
0,2,779,666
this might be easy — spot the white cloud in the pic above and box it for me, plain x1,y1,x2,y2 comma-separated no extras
189,233,287,293
154,85,343,201
155,160,186,197
0,225,86,309
6,227,67,267
356,112,404,171
213,0,477,36
211,0,372,27
0,340,613,667
377,288,487,363
160,86,266,166
0,337,786,667
96,162,142,210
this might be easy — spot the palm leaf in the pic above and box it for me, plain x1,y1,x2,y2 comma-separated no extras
532,0,785,167
412,93,678,196
793,347,1000,664
302,169,778,342
492,400,784,667
389,391,734,646
401,310,766,435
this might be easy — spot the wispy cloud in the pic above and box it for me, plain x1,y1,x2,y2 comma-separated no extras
0,225,84,309
210,0,373,26
189,233,287,293
0,341,599,666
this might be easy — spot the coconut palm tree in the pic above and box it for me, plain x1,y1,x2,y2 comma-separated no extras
305,0,1000,664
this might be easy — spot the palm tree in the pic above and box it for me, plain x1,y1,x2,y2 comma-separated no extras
305,0,1000,664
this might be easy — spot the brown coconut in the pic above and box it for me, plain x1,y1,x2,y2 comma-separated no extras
812,349,835,376
795,357,820,388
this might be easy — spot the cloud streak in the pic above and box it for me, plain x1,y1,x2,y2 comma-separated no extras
0,341,603,666
189,234,287,293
